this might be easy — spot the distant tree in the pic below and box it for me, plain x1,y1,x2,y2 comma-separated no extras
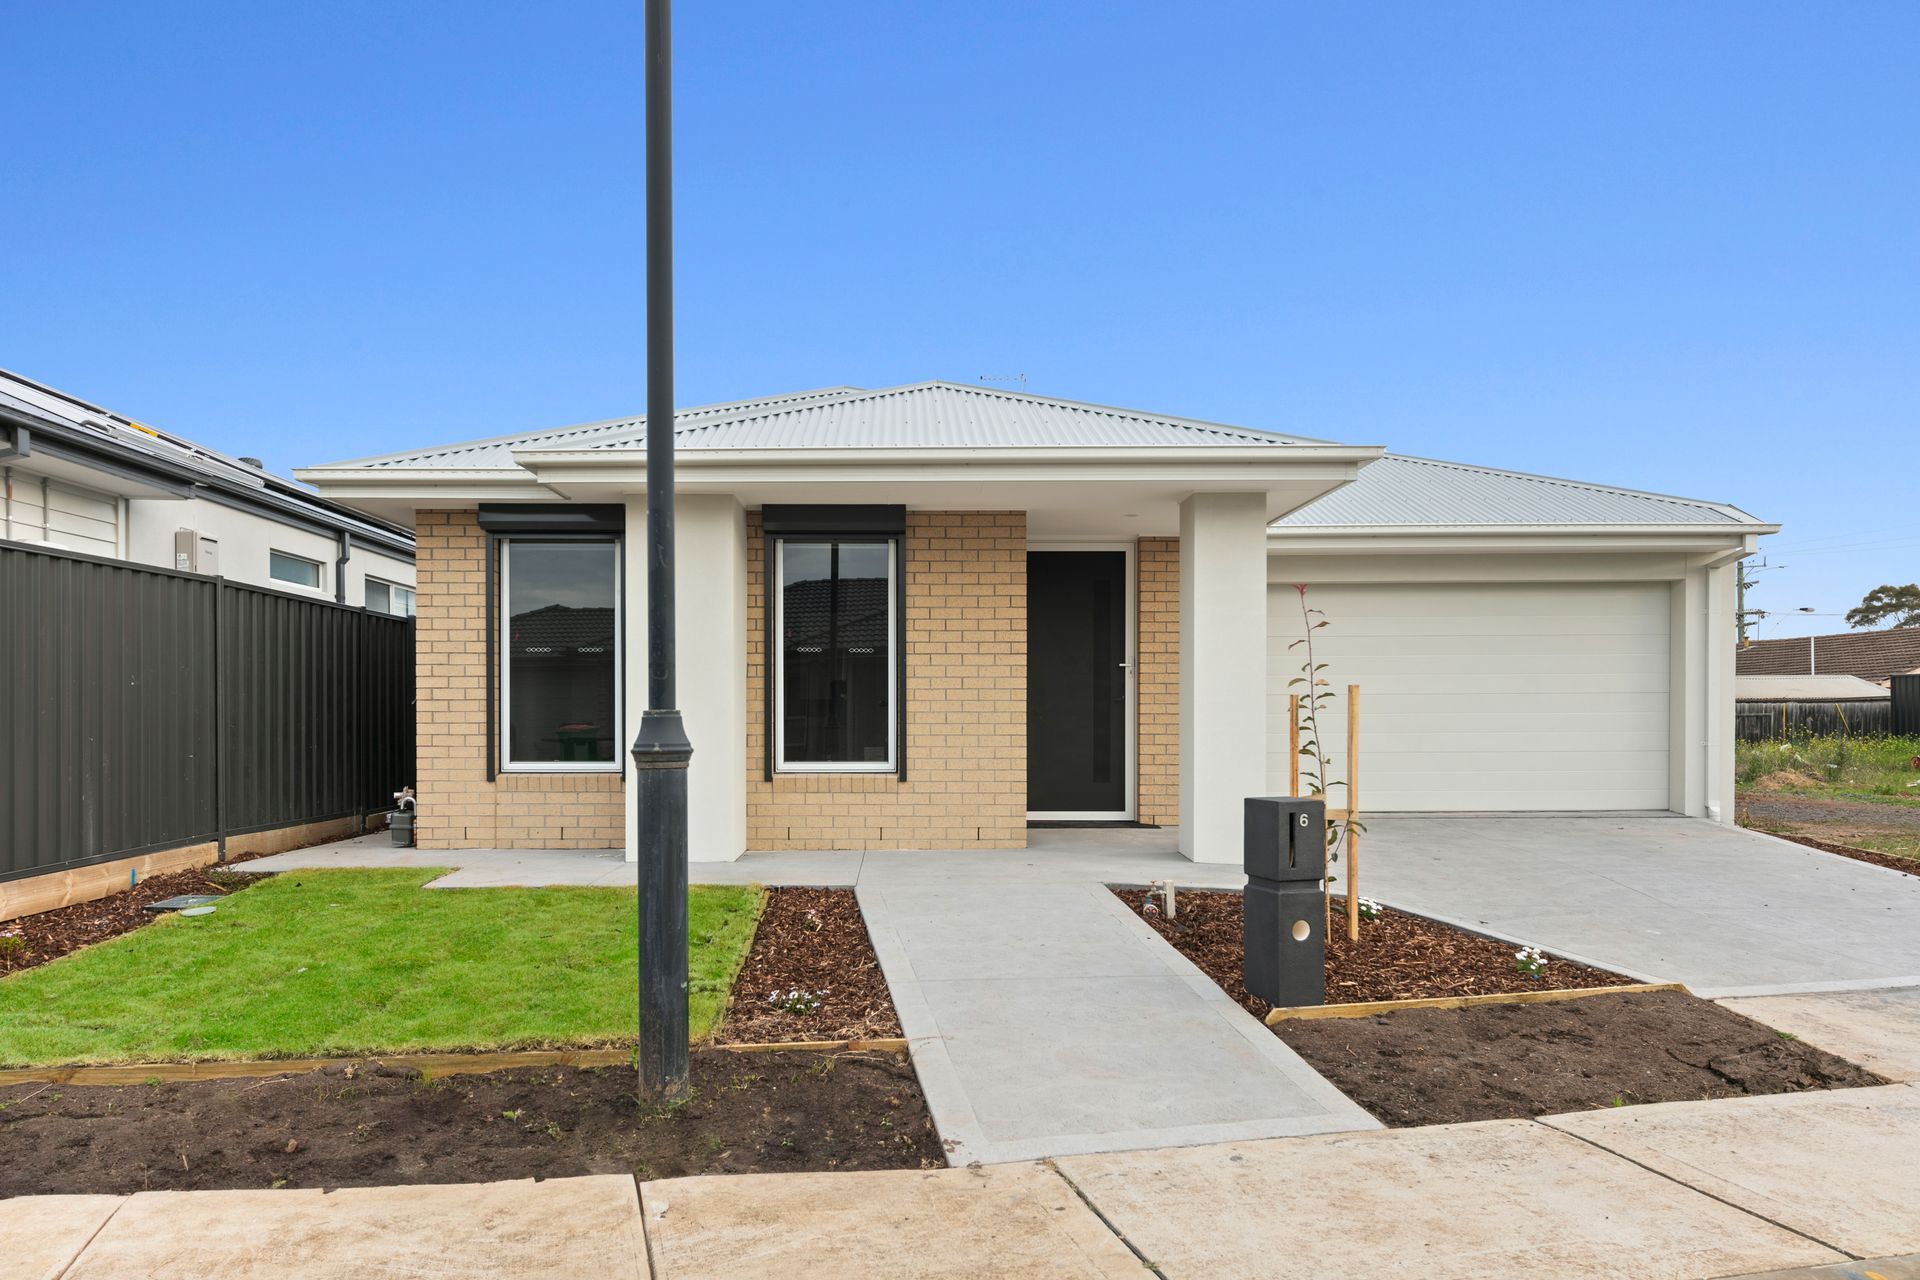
1846,584,1920,629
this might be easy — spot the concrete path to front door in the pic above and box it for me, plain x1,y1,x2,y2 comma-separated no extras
1358,816,1920,998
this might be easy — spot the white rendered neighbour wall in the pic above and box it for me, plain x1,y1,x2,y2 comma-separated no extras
623,493,750,863
1179,492,1270,862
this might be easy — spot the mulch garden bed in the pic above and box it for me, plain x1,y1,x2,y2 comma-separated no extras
716,887,901,1044
1761,831,1919,877
1116,888,1885,1126
0,1048,940,1194
0,853,278,977
1116,887,1630,1010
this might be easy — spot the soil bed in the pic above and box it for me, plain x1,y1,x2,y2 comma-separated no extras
717,887,900,1044
0,853,278,976
1281,990,1885,1126
1116,887,1629,1009
1116,888,1883,1125
0,1048,939,1195
1750,830,1919,877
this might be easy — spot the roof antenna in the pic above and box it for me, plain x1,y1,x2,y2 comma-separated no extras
978,373,1028,393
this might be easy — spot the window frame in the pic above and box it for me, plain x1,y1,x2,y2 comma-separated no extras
365,577,415,618
268,549,323,591
498,535,624,775
769,534,903,776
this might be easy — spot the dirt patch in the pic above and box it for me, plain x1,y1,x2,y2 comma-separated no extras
1749,831,1918,877
717,888,900,1044
0,1048,940,1194
0,853,279,977
1115,888,1629,1012
1737,790,1920,831
1745,769,1828,792
1278,990,1885,1126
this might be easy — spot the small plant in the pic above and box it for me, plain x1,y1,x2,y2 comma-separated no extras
0,930,26,970
1514,946,1549,980
501,1109,522,1121
1356,897,1382,922
800,910,824,933
767,987,828,1015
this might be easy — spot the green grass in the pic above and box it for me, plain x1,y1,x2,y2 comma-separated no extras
1735,734,1920,803
0,870,765,1067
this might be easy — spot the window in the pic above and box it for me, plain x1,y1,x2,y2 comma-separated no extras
774,539,896,771
366,579,416,618
269,550,322,590
502,539,619,769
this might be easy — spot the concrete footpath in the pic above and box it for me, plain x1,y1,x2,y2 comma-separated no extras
9,1082,1920,1280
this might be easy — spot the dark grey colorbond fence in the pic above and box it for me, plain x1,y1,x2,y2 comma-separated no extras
1894,675,1920,736
1,539,414,882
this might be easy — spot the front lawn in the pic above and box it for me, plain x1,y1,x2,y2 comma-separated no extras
0,870,765,1067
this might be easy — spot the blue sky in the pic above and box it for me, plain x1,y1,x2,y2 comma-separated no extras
5,2,1915,637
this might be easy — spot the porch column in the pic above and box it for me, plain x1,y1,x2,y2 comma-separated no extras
1178,492,1270,862
625,493,749,862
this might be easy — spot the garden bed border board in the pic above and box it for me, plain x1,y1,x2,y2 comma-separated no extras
1264,981,1688,1024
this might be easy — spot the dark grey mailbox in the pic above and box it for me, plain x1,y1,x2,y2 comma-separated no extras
1243,796,1327,1009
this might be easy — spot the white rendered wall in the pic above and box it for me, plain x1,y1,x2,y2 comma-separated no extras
623,493,750,863
1178,492,1270,863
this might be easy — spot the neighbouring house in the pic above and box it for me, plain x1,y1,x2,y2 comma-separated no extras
295,381,1774,863
1736,626,1920,689
1,369,416,609
1734,673,1893,741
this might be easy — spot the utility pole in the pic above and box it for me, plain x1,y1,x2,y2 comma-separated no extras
631,0,693,1103
1735,557,1781,648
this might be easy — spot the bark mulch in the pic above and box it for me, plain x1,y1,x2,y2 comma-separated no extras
1280,990,1886,1126
0,1048,941,1194
1115,887,1629,1014
1757,831,1919,877
716,887,901,1044
0,853,279,977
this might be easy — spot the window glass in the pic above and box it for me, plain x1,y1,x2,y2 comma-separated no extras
365,580,390,613
269,551,321,589
778,539,893,768
366,580,416,618
504,541,618,766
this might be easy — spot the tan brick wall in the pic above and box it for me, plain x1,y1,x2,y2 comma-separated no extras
1136,536,1181,826
746,511,1028,850
414,510,624,850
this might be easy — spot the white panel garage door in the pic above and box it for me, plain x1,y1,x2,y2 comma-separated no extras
1266,582,1671,811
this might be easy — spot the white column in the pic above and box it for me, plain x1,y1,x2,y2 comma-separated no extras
1179,492,1270,862
1705,562,1737,824
624,493,749,863
1667,573,1705,818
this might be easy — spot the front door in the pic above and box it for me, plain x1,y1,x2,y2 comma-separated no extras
1027,550,1129,818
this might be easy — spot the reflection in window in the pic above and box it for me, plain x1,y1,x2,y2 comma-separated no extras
777,540,894,770
503,540,618,767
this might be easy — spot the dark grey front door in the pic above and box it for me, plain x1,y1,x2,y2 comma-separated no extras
1027,551,1128,816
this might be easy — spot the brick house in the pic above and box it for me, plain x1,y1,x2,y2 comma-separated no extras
297,382,1773,863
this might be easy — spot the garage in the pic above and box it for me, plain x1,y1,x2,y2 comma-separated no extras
1266,581,1672,812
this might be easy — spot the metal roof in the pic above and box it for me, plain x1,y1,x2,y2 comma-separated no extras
1735,673,1891,701
579,382,1321,452
1271,453,1755,528
301,378,1764,533
332,385,868,470
312,381,1320,473
0,369,416,555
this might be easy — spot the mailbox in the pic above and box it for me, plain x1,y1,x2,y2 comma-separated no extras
1244,797,1327,1009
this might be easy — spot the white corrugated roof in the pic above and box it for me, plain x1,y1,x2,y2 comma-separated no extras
1735,674,1890,701
312,381,1319,473
332,385,867,470
580,382,1321,451
303,379,1764,531
1271,454,1754,528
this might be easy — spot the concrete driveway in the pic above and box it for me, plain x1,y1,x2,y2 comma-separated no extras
1360,816,1920,998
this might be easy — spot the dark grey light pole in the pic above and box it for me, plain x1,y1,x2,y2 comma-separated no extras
632,0,693,1102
